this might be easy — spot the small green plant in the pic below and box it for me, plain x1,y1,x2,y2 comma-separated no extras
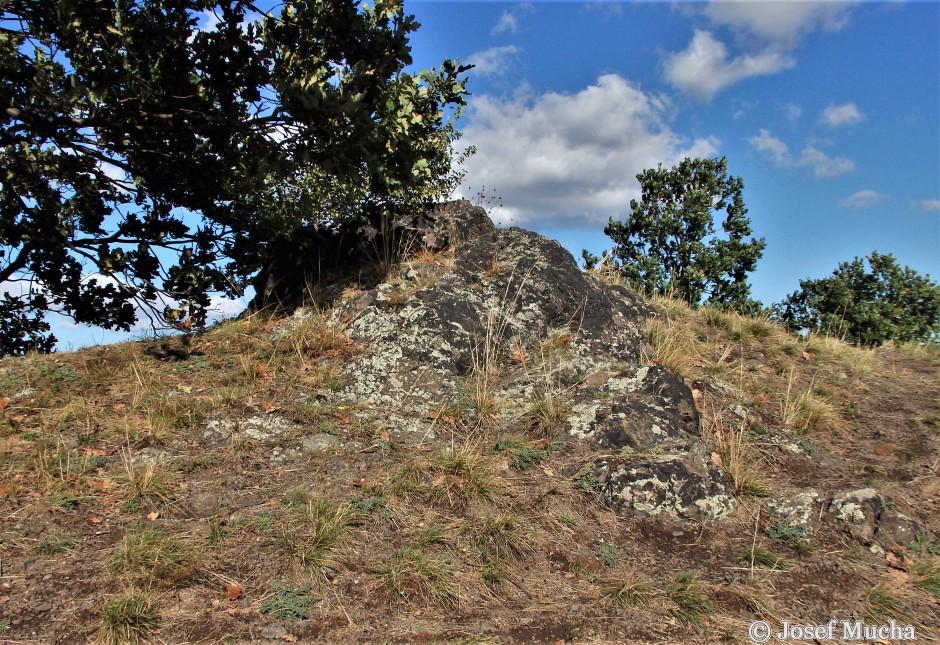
596,542,620,567
668,571,715,628
35,531,71,554
557,514,578,528
745,546,787,571
797,439,817,457
909,533,939,556
417,525,448,546
51,493,79,510
575,464,600,492
260,584,318,620
603,578,654,608
99,593,159,645
255,510,275,531
0,617,9,632
380,547,459,608
765,522,805,545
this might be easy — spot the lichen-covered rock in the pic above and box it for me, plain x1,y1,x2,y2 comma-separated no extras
594,445,734,521
828,487,922,546
766,490,821,536
276,200,733,521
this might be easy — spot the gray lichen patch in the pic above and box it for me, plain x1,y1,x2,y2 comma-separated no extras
204,414,297,443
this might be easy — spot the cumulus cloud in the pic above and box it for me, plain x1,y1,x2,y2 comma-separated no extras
664,30,795,101
458,74,718,227
821,102,864,127
467,46,520,77
491,3,533,36
666,2,857,100
748,129,854,178
749,129,790,165
839,189,886,208
701,1,855,48
918,199,940,212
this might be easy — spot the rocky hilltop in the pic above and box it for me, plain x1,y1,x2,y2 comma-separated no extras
0,201,938,643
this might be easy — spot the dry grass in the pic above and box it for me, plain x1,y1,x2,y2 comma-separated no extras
702,411,770,497
2,287,938,643
780,369,846,435
396,443,499,510
641,317,696,374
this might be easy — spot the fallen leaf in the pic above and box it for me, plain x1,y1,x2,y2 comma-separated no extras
84,448,107,457
801,351,812,361
0,398,6,411
430,475,446,488
177,385,193,394
225,584,243,600
510,347,527,364
711,452,724,468
87,516,102,524
873,444,896,456
90,480,109,491
379,430,389,443
556,335,572,344
425,410,440,420
282,635,297,643
147,511,160,521
0,484,9,496
0,596,10,603
691,387,705,413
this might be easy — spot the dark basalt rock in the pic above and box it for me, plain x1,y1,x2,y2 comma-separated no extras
271,200,733,521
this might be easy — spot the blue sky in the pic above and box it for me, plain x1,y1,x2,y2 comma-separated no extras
51,1,940,349
408,1,939,301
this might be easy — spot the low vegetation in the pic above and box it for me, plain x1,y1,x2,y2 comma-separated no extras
0,279,937,642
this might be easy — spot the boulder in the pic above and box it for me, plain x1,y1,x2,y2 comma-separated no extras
261,200,735,521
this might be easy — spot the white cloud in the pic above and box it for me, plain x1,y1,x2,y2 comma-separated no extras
821,102,864,127
797,145,854,178
749,129,854,178
839,189,886,208
749,129,790,165
491,4,534,36
666,2,857,100
918,199,940,212
467,46,520,77
664,30,795,101
197,9,223,32
786,104,804,122
459,74,719,227
701,1,855,48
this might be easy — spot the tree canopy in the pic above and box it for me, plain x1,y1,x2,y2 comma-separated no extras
773,251,940,347
0,0,471,355
599,157,765,311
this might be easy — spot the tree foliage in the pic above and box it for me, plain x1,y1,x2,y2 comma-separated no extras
773,251,940,347
600,157,765,311
0,0,470,355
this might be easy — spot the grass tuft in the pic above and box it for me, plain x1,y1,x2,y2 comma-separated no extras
380,547,459,608
108,526,198,588
668,570,716,628
99,593,159,645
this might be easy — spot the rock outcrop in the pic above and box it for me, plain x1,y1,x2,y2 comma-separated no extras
268,201,734,521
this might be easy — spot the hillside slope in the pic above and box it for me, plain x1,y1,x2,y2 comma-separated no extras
0,206,938,644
